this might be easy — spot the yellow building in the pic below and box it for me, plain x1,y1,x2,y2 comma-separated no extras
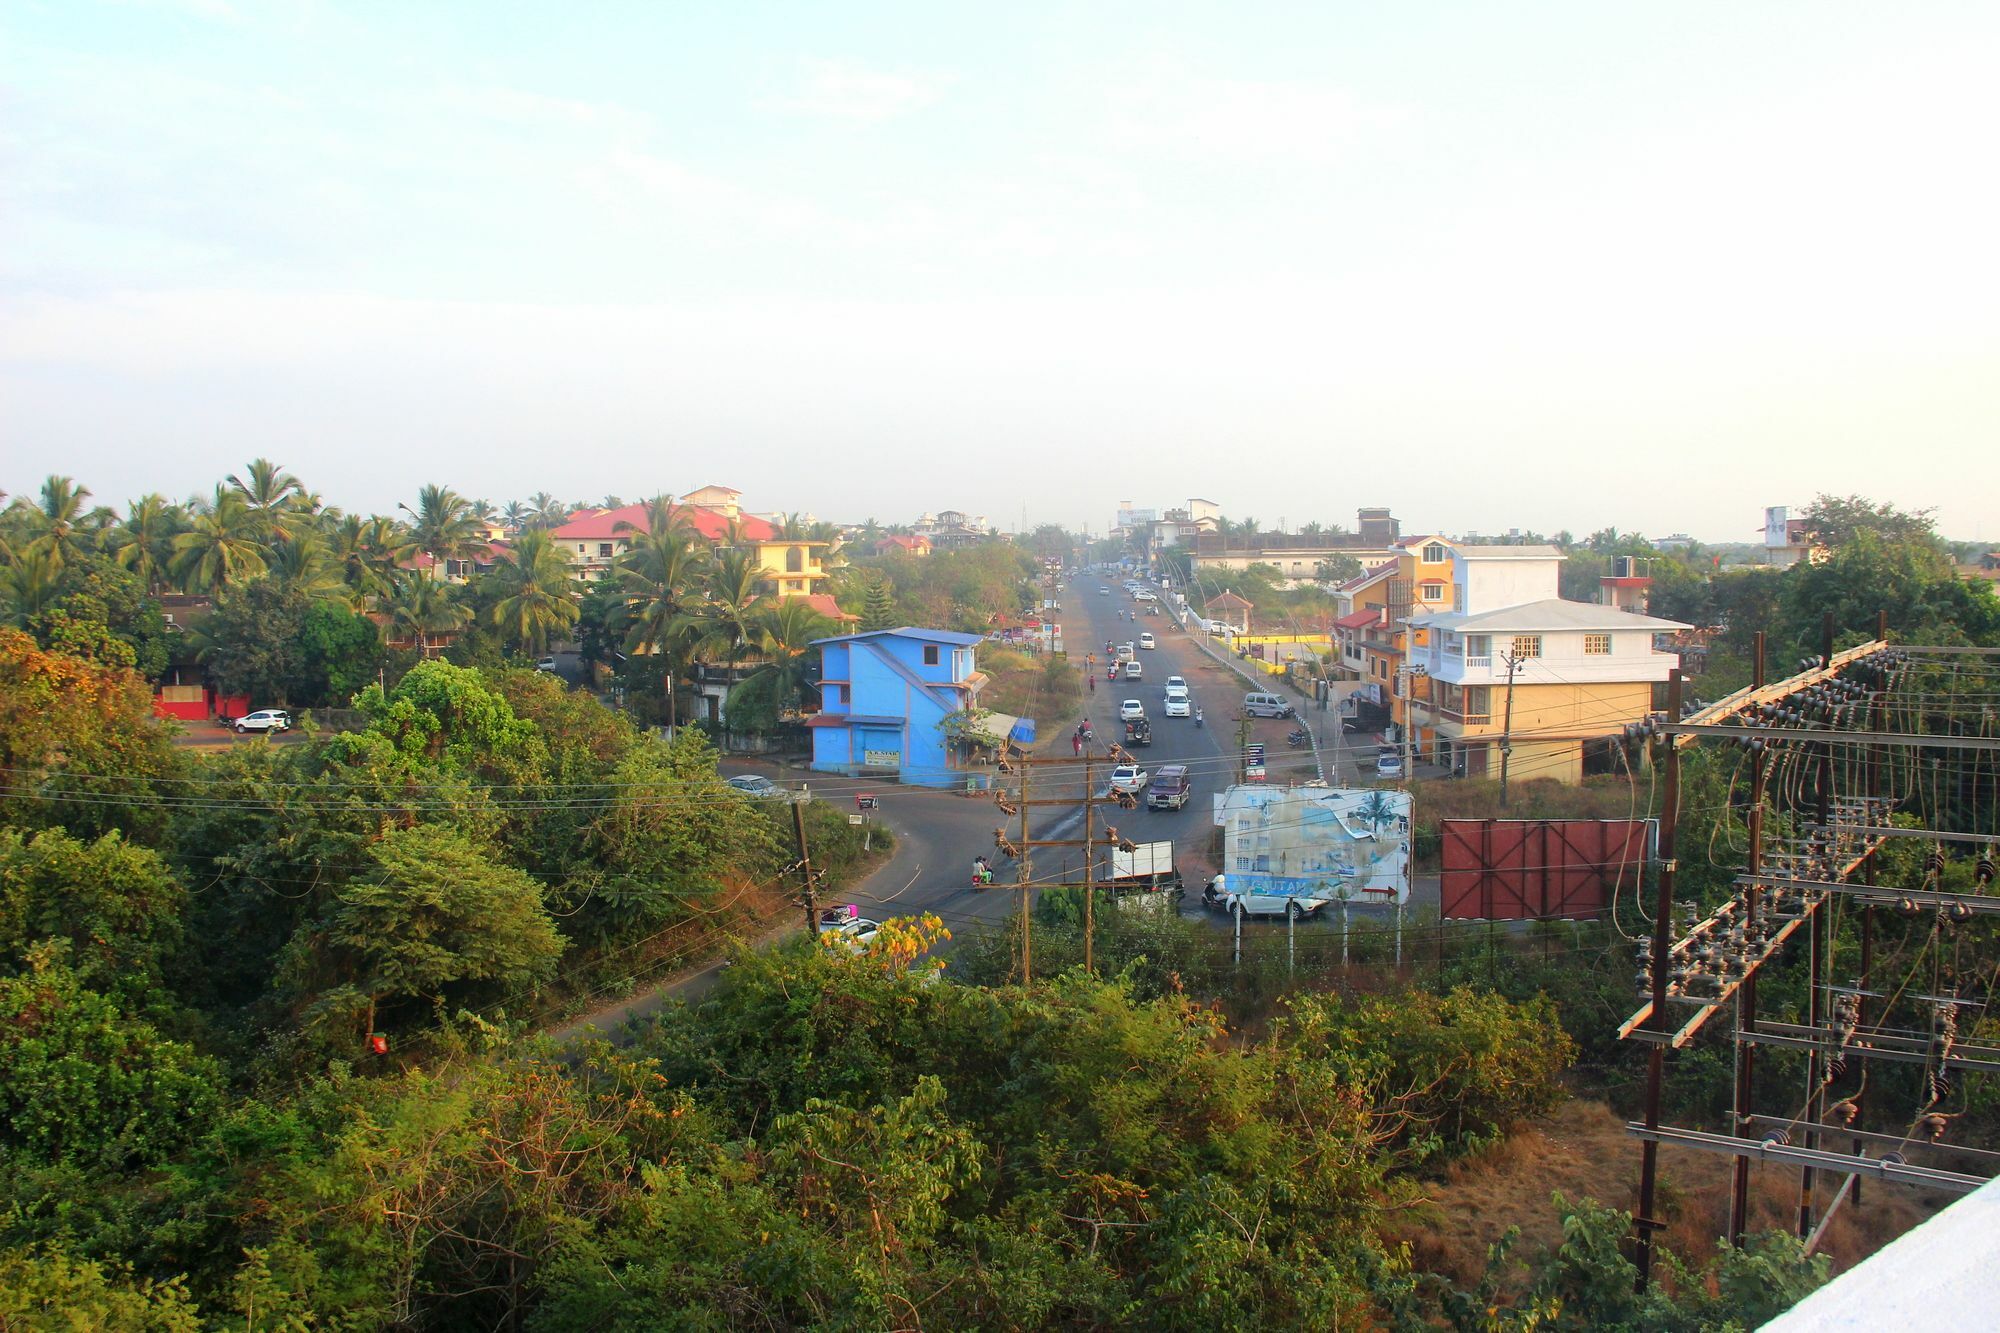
1339,537,1462,740
751,537,831,599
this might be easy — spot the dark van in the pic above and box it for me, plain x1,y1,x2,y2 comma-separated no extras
1146,764,1192,811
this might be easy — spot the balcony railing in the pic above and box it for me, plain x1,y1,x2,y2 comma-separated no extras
1438,708,1492,726
1465,655,1492,668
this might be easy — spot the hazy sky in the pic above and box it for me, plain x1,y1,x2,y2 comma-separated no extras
4,1,1996,540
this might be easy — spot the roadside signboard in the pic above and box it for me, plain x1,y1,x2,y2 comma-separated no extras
848,813,864,825
1245,765,1267,781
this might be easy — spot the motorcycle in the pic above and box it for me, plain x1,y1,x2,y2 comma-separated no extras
1286,727,1311,748
1194,708,1204,728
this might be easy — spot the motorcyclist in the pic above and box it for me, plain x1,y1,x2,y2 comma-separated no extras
1195,706,1204,728
973,855,993,885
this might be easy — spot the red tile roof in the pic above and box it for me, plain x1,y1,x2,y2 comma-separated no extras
1335,609,1381,630
801,593,857,622
551,502,777,543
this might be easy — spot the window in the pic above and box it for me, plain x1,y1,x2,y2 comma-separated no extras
1510,635,1543,659
923,645,940,666
576,544,586,554
1420,581,1445,601
598,543,614,558
1584,633,1612,655
1422,542,1447,563
1465,634,1490,657
786,545,805,572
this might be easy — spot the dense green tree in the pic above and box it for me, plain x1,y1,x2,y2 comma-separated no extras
723,597,835,732
858,571,899,631
195,578,379,708
0,1242,203,1330
397,483,481,575
0,828,187,995
346,658,547,784
26,560,171,678
0,946,223,1166
580,730,781,938
294,824,565,1036
0,628,185,843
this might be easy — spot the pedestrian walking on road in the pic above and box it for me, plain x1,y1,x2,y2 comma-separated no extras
1073,733,1082,756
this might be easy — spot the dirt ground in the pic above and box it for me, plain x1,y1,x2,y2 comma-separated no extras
1387,1098,1947,1292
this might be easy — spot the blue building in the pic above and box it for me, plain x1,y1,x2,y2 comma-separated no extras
808,628,1030,787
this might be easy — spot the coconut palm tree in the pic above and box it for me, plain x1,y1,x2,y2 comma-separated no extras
500,500,532,533
382,573,472,658
18,476,94,573
0,544,62,627
228,458,303,512
108,494,183,593
265,525,349,602
731,597,837,724
469,497,499,527
694,547,769,669
170,490,269,593
398,484,480,578
487,529,579,657
617,516,709,728
528,492,570,529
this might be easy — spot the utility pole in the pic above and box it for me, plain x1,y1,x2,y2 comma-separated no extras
994,750,1131,987
791,799,819,936
1236,712,1251,783
1399,664,1428,784
1083,750,1097,974
1634,668,1684,1289
1018,756,1032,983
1728,631,1768,1245
1497,651,1523,807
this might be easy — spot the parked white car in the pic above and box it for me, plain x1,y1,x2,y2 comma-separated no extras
233,709,292,734
1119,698,1146,722
1109,763,1148,793
1376,750,1405,779
1138,632,1156,650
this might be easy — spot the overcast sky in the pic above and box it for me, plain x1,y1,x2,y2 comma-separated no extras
4,1,1995,540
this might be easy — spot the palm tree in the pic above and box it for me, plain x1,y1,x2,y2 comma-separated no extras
599,494,625,510
617,517,709,728
383,574,472,657
487,529,579,657
228,458,303,512
170,490,269,593
469,497,499,527
108,494,183,593
330,515,402,606
500,500,532,533
398,484,480,578
0,545,62,627
694,547,769,668
528,492,570,529
20,476,93,573
732,597,837,723
265,525,348,602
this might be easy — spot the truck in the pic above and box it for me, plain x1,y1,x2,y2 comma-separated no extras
1100,841,1184,909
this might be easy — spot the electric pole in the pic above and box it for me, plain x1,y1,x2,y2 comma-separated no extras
991,749,1135,987
1497,651,1523,806
791,799,819,935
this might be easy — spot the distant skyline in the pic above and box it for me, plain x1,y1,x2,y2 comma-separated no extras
4,2,1996,540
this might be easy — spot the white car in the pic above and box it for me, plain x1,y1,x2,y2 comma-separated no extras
1138,633,1156,650
1165,676,1187,692
1099,587,1110,595
1134,591,1157,602
233,709,292,734
1119,698,1146,722
1109,763,1148,793
1376,750,1405,779
1164,694,1192,718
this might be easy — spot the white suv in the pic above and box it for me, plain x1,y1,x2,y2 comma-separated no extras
233,709,292,734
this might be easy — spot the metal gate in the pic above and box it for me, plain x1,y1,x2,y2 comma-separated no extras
1439,819,1652,920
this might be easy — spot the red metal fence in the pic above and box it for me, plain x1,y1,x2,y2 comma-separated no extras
1439,819,1651,920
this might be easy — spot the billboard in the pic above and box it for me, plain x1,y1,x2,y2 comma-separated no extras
1210,784,1413,913
1439,819,1652,920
